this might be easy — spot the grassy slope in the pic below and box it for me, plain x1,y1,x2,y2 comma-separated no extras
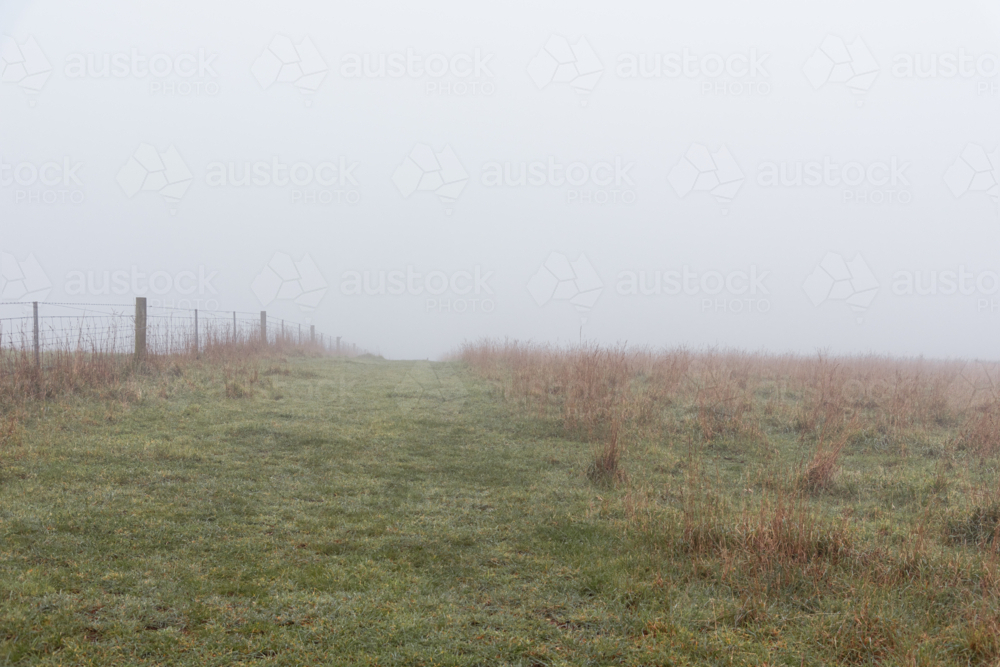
0,356,996,665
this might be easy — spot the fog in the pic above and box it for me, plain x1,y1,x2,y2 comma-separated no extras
3,0,999,360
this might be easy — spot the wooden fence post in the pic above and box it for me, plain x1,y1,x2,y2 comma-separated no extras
260,311,267,345
336,336,341,354
233,311,237,342
194,309,199,354
135,297,147,361
32,301,40,367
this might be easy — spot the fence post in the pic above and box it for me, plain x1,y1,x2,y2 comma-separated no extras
233,311,237,342
311,325,315,344
260,311,267,345
135,297,147,361
298,323,301,344
32,301,40,367
194,309,199,354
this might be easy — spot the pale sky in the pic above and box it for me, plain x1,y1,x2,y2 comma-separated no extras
2,0,999,359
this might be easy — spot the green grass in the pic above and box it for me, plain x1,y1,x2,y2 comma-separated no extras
1,356,999,665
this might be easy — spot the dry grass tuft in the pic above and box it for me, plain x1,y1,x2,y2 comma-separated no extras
457,339,1000,662
820,603,899,665
802,415,856,492
586,409,628,486
459,340,1000,465
0,318,356,432
224,362,260,399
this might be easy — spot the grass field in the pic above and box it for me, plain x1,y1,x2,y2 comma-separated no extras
2,350,1000,665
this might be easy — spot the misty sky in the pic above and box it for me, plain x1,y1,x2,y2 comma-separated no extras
2,0,999,360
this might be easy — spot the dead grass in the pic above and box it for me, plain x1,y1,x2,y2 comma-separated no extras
458,341,1000,499
459,340,1000,491
0,318,362,431
457,339,1000,663
802,414,856,492
820,602,900,665
586,407,628,486
7,338,1000,663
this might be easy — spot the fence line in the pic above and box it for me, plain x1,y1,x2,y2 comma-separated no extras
0,298,363,367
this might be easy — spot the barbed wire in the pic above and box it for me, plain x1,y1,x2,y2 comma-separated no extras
0,301,355,356
2,302,274,317
0,301,135,308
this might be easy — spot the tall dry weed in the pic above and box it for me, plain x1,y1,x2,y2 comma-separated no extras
802,415,857,492
459,340,1000,457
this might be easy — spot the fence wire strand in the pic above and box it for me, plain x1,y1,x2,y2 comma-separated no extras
0,302,358,363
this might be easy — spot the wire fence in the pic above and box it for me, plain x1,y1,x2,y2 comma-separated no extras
0,300,362,366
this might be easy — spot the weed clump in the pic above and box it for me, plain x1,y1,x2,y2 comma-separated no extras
224,363,260,399
946,502,1000,546
802,417,856,492
586,411,628,486
819,604,899,665
458,340,998,462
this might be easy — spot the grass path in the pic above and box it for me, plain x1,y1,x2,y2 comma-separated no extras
1,356,997,665
0,358,683,666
